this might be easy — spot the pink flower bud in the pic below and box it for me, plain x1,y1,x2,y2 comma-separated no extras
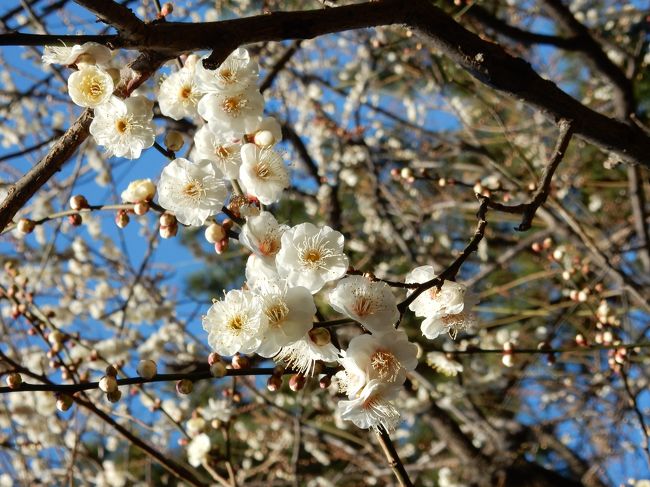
69,195,88,211
176,379,193,395
115,210,130,228
133,201,149,216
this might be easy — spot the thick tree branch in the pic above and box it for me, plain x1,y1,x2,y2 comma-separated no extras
1,0,649,165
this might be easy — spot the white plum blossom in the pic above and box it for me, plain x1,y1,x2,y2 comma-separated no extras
193,125,242,179
202,289,267,356
421,308,477,340
275,223,349,294
239,144,290,204
337,380,401,431
89,96,155,159
157,158,228,226
158,66,202,120
254,281,316,358
274,330,339,376
329,275,399,333
339,330,417,395
187,433,211,467
426,352,463,376
120,179,156,203
405,265,478,339
245,254,280,289
195,48,258,94
239,211,287,263
43,42,112,66
198,87,264,134
67,64,114,108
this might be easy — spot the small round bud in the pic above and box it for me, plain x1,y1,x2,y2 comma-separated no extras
208,352,221,366
253,130,275,148
319,376,332,389
308,327,331,346
267,375,282,392
575,333,587,347
69,195,88,211
16,218,35,235
160,223,178,239
165,130,184,152
542,237,553,249
133,201,149,216
106,389,122,403
176,379,193,395
137,360,157,379
531,242,542,253
160,2,173,16
115,210,130,228
552,249,564,261
48,330,64,346
6,373,22,389
205,223,226,244
56,394,74,411
99,375,118,393
289,374,306,392
214,239,229,254
210,362,227,378
105,365,118,377
160,212,177,227
68,214,82,226
231,354,249,370
501,354,514,368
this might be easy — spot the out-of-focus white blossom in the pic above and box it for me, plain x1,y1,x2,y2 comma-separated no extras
187,433,211,467
120,178,156,203
426,352,463,376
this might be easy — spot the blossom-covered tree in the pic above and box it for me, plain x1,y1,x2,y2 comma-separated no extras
0,1,649,486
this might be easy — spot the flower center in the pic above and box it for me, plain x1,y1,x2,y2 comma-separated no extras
370,350,400,381
216,145,231,159
352,295,375,317
182,179,205,202
255,162,271,180
259,237,280,256
115,119,129,134
219,67,235,84
265,302,289,327
222,95,247,116
428,288,439,299
302,249,322,267
297,233,336,271
81,74,106,101
226,314,245,333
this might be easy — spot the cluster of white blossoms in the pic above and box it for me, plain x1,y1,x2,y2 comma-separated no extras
45,42,479,435
43,42,156,159
405,265,478,339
